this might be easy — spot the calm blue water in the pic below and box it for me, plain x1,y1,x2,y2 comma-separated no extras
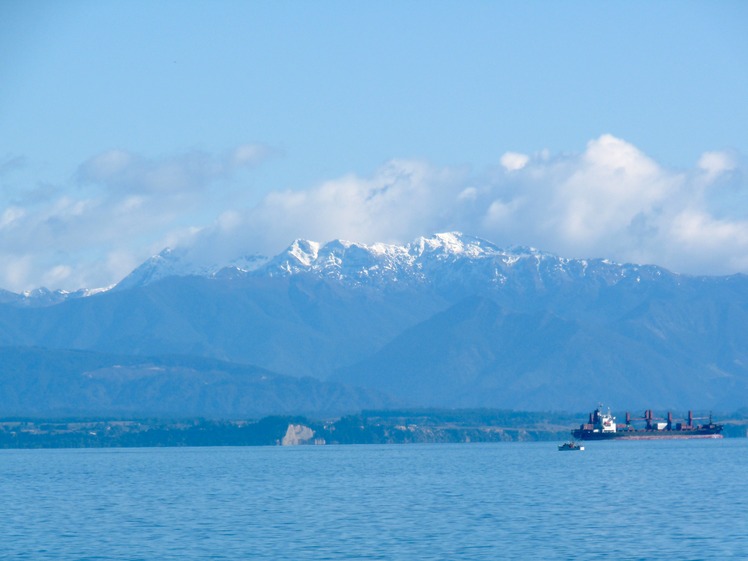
1,439,746,560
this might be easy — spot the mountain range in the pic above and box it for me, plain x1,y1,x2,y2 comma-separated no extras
2,232,747,417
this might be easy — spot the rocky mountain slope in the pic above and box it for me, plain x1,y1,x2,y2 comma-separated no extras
0,347,392,418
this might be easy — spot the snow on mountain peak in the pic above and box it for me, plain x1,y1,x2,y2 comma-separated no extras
412,232,485,258
115,245,268,290
104,230,678,294
432,232,466,251
225,254,269,273
288,239,320,266
114,247,187,290
4,232,684,308
258,232,523,289
116,231,578,291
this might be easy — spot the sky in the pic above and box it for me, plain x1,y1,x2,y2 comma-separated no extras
1,0,747,292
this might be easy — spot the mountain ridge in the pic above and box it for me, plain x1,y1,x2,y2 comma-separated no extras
4,232,715,307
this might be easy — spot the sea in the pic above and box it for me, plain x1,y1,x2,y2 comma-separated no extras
1,438,746,561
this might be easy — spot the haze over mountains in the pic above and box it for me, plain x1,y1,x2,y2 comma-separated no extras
2,232,747,417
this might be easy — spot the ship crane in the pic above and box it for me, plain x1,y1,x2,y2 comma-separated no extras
621,410,685,430
623,409,662,430
686,411,717,426
668,411,715,430
622,410,713,431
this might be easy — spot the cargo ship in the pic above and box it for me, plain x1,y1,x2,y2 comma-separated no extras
572,406,723,440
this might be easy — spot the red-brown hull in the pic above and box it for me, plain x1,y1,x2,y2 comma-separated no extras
572,429,723,441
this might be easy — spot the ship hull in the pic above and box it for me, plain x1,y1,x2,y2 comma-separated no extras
572,430,723,441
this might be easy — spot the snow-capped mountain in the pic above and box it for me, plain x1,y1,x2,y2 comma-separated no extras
6,232,678,307
117,231,677,294
2,231,747,414
0,286,113,308
115,247,269,291
121,232,511,289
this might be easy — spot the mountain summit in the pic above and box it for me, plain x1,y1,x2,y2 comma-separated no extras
5,232,675,304
116,231,673,296
118,232,510,290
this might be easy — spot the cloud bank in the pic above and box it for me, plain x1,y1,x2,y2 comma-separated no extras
1,135,746,291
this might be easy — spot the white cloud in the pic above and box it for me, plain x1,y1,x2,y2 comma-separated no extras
80,149,133,182
0,144,277,291
500,151,529,172
2,255,33,290
218,134,747,277
232,144,278,167
234,159,470,254
40,264,74,288
0,206,26,229
547,135,680,251
458,187,478,201
1,135,747,292
698,151,736,177
77,144,276,195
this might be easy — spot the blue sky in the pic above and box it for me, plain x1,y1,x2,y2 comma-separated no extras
1,1,747,291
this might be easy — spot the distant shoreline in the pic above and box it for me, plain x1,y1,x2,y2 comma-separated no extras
2,410,746,449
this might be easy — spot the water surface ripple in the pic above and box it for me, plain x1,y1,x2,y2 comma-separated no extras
1,439,746,560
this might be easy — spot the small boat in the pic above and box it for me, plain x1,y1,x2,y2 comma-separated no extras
558,441,584,451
